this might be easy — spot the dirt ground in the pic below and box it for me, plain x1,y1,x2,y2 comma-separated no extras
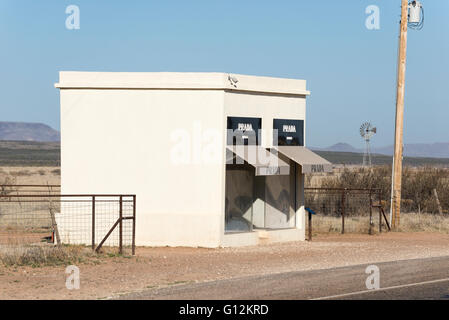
0,232,448,300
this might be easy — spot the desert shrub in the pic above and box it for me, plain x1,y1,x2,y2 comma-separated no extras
51,168,61,175
0,245,90,267
0,176,17,195
317,166,449,214
10,170,32,177
321,166,391,193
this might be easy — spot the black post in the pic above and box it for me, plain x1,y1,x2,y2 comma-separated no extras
119,196,123,255
132,195,136,255
308,211,312,241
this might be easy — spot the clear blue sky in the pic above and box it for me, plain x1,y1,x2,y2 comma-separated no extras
0,0,448,148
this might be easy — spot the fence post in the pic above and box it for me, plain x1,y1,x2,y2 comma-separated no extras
48,196,61,246
341,189,346,234
92,195,95,250
132,195,136,255
378,190,382,233
119,195,123,255
308,211,312,241
369,190,373,235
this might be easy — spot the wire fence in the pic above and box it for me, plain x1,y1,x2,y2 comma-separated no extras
0,185,388,250
0,184,60,196
305,188,389,234
0,193,136,255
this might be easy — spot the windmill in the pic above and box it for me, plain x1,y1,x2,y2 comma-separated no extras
360,122,377,166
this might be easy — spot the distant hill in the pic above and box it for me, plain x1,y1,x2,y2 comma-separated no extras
314,151,449,167
312,142,449,159
374,143,449,158
0,122,60,142
312,143,359,153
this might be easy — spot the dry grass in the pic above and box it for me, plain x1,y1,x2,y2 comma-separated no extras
313,216,371,234
312,213,449,235
0,244,93,267
398,214,449,233
10,170,32,177
0,166,60,185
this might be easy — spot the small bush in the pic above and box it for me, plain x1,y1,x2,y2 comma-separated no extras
10,170,32,177
51,168,61,175
0,245,89,267
318,166,449,214
0,176,17,195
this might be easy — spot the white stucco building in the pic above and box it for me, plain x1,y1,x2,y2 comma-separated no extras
55,72,332,247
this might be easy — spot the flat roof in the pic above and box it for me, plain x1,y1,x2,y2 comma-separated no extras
55,72,310,96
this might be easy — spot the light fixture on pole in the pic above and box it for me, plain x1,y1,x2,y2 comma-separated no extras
408,1,424,30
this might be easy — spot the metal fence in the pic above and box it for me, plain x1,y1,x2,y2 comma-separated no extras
305,188,390,235
0,192,136,255
0,184,60,196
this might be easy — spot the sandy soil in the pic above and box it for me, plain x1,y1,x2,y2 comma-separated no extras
0,232,448,300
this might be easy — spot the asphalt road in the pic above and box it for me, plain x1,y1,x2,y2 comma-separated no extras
119,256,449,300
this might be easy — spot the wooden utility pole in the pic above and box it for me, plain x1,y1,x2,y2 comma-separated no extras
391,0,409,229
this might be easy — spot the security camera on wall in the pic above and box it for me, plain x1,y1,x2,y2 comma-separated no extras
228,75,238,87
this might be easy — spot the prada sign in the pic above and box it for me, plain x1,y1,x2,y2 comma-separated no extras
227,117,261,146
310,164,325,173
273,119,304,146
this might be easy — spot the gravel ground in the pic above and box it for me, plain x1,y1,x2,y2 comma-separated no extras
0,232,448,299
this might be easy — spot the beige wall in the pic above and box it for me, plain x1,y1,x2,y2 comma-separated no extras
61,89,226,247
